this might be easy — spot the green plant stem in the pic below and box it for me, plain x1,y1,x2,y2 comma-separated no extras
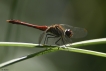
0,47,106,68
71,38,106,47
0,49,55,68
0,38,106,68
0,38,106,48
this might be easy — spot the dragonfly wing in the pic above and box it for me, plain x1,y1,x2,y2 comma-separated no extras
71,27,87,38
60,24,87,38
38,31,46,44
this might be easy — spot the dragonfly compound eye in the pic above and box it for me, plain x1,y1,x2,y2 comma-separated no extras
65,29,73,37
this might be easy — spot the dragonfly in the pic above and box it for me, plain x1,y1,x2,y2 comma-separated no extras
7,20,87,46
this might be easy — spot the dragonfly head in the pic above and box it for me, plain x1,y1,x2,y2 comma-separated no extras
65,29,73,38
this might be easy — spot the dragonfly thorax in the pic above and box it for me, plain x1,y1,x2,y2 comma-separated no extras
65,29,73,38
46,25,64,37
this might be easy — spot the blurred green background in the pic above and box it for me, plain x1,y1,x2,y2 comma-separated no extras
0,0,106,71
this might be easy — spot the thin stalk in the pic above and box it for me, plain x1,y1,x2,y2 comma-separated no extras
0,38,106,68
0,38,105,48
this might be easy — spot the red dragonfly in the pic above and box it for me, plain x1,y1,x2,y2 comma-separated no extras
7,20,87,46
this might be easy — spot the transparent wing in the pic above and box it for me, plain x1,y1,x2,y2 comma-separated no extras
39,31,46,44
60,24,87,38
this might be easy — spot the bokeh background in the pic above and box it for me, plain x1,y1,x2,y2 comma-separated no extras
0,0,106,71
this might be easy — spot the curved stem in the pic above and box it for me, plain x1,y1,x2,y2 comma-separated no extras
71,38,106,47
0,38,106,48
0,38,106,68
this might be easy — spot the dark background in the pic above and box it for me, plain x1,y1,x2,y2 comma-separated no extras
0,0,106,71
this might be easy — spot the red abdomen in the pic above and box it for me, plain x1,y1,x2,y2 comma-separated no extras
7,20,48,31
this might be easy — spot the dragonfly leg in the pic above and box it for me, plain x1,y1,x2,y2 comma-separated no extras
44,34,48,44
55,37,62,49
65,36,72,46
61,38,65,45
44,34,58,45
55,37,61,45
61,38,68,48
